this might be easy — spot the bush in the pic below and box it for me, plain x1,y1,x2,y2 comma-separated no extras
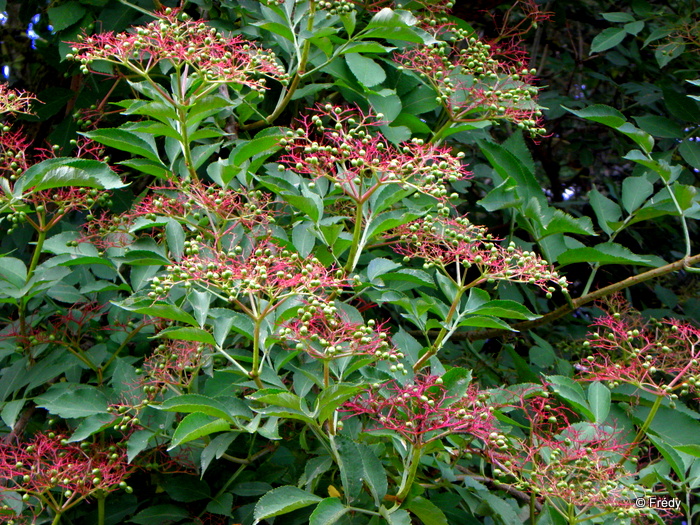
0,1,699,524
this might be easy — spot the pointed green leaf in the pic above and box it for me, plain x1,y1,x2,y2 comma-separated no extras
358,443,387,506
315,384,363,424
616,122,654,153
633,115,683,139
590,27,627,53
367,258,402,281
601,12,635,22
83,128,162,163
68,413,115,442
587,381,611,423
457,316,515,331
156,326,216,345
128,504,189,524
309,498,348,525
35,384,109,419
155,394,236,423
469,300,540,320
546,375,594,421
621,176,654,213
679,140,700,170
441,367,472,407
335,435,363,501
254,486,322,523
563,104,626,128
673,444,700,457
14,158,125,196
345,53,386,88
169,413,230,449
589,189,621,235
557,242,662,267
407,496,449,525
114,300,198,327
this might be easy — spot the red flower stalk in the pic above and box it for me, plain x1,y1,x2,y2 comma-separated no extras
279,105,471,204
151,239,346,303
0,302,124,357
1,134,116,235
343,375,496,446
131,180,276,230
395,39,544,136
0,84,36,116
68,9,286,91
388,214,567,295
578,307,700,399
505,425,637,510
79,211,134,250
0,129,31,181
481,0,552,42
489,387,645,517
142,340,207,392
0,432,134,508
278,300,403,365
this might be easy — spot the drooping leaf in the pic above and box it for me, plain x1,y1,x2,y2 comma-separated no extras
315,384,363,424
468,300,540,320
334,435,364,501
48,1,86,32
588,189,622,235
114,300,198,327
